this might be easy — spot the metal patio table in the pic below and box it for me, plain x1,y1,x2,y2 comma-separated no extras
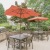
9,33,30,50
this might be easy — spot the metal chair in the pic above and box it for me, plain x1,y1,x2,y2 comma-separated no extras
26,34,33,49
5,31,18,50
42,31,49,41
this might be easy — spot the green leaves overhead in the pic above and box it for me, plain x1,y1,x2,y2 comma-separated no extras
0,4,4,16
25,0,50,25
26,0,50,15
26,0,50,13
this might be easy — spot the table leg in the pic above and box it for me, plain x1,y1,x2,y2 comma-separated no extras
19,40,22,50
31,40,33,49
46,34,49,41
7,40,10,50
13,39,15,50
7,41,9,50
37,33,39,41
41,34,42,40
26,38,27,50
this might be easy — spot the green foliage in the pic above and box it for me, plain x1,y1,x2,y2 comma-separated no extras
10,16,18,21
21,3,27,8
5,25,12,29
26,0,50,13
25,0,50,25
12,26,17,30
21,26,26,30
0,3,7,23
41,25,48,31
5,25,17,32
10,16,28,24
0,22,9,26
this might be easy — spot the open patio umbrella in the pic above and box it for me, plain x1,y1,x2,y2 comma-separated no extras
28,17,48,29
28,17,48,21
28,17,48,40
5,5,40,18
5,5,40,33
28,17,48,33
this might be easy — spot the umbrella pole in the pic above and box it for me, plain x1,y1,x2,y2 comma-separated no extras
19,22,21,34
37,21,39,40
38,21,41,40
20,9,22,34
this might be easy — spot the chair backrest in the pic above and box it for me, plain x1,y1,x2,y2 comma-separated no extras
27,34,33,43
5,31,17,40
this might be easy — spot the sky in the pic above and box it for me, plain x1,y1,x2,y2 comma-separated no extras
0,0,25,10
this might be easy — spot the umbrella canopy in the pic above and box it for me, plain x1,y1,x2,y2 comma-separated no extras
5,5,40,18
28,17,48,21
28,17,48,38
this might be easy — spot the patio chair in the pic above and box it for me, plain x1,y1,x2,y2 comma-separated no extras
42,31,49,41
26,34,33,49
5,32,28,50
32,27,44,40
5,31,19,50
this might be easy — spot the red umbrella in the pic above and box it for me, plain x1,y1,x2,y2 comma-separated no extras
28,17,48,31
28,17,48,40
28,17,48,30
5,5,40,18
28,17,48,21
5,5,40,34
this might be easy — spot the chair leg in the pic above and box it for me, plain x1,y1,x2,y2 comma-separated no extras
13,39,15,50
7,46,9,50
47,35,49,41
29,43,30,47
6,40,8,47
8,41,10,48
31,41,33,49
7,41,9,50
26,39,27,50
24,42,25,48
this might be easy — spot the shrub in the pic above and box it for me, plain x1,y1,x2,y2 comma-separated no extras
5,25,12,32
41,25,48,31
21,27,26,30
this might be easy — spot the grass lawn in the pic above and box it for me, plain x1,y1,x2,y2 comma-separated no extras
0,22,10,27
0,22,26,32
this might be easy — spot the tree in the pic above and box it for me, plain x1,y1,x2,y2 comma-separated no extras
25,0,50,25
0,3,7,23
25,0,50,13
